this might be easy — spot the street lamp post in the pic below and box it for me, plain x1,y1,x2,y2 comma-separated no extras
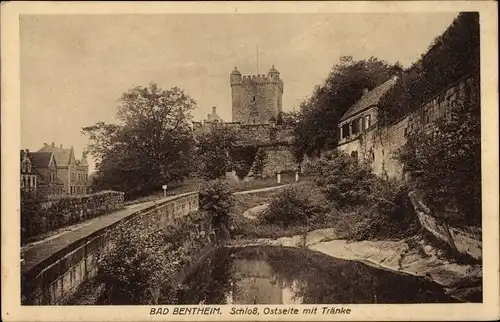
162,184,168,198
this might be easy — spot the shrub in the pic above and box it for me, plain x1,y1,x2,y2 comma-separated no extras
307,150,420,240
99,223,182,305
395,94,481,227
343,180,420,241
199,179,234,228
260,186,328,227
307,150,377,209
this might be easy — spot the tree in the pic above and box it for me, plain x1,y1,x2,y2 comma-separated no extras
293,57,399,158
195,127,237,180
395,93,481,227
378,12,480,125
82,84,196,198
199,179,234,234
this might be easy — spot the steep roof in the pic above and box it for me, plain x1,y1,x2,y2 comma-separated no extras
38,145,73,166
339,77,397,123
29,152,54,168
32,167,64,186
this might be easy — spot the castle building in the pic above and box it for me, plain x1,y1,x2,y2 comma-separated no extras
192,64,298,179
230,66,283,124
338,77,398,145
38,143,89,195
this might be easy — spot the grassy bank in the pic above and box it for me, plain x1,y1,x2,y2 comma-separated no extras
230,180,419,242
230,182,346,240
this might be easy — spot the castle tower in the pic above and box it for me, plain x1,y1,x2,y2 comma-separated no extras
230,66,283,125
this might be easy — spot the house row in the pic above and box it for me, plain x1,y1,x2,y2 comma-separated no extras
21,142,89,197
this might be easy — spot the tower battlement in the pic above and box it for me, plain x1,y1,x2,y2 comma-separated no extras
231,66,284,124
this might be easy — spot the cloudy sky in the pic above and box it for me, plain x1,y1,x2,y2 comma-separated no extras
20,13,459,172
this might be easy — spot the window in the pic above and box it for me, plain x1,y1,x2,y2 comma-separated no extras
252,96,255,102
21,162,26,173
352,119,360,135
366,115,371,127
341,124,350,139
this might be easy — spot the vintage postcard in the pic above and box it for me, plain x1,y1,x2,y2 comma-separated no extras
2,1,499,321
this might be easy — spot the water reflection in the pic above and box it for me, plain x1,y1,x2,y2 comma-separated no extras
176,246,458,304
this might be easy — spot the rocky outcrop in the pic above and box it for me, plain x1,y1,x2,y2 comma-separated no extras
230,228,482,302
242,203,269,220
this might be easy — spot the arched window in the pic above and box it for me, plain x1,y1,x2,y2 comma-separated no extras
351,151,358,159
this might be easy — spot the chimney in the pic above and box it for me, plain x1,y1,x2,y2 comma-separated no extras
212,106,217,114
60,144,63,148
51,142,55,147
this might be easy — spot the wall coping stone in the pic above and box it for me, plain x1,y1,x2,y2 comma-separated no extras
21,191,199,282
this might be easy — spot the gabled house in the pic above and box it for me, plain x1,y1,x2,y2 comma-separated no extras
338,77,398,144
20,150,65,196
38,143,89,195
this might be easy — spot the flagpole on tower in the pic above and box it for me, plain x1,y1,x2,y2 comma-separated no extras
256,44,259,75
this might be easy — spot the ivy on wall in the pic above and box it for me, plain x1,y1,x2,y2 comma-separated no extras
229,145,258,179
378,12,480,126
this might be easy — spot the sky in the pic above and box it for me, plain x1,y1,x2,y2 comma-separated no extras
20,13,459,173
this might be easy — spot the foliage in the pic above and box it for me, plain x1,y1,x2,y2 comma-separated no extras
229,145,258,179
335,180,420,241
199,179,234,228
293,57,400,158
99,223,183,305
378,13,480,125
250,148,267,179
82,84,196,199
394,93,481,226
99,210,215,305
307,150,378,209
307,150,419,240
195,127,237,180
260,186,329,228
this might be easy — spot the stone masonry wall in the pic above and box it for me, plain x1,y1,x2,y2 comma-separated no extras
21,192,199,305
337,75,479,179
260,146,298,178
21,191,125,244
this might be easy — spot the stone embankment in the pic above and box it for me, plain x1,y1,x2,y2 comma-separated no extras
229,227,482,302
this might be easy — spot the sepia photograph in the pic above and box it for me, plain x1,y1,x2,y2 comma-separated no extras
2,1,499,321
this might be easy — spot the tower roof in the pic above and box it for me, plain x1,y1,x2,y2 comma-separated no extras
231,67,241,75
268,65,279,75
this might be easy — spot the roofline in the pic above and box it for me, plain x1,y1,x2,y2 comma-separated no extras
339,104,377,124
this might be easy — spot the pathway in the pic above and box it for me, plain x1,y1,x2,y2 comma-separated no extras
21,184,290,275
21,193,192,275
233,184,289,195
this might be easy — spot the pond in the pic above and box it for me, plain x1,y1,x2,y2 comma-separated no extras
176,246,458,304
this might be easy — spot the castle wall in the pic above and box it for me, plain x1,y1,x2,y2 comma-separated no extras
260,146,298,178
337,75,479,180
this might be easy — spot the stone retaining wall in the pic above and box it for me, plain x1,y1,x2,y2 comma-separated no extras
21,191,125,243
21,192,199,305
